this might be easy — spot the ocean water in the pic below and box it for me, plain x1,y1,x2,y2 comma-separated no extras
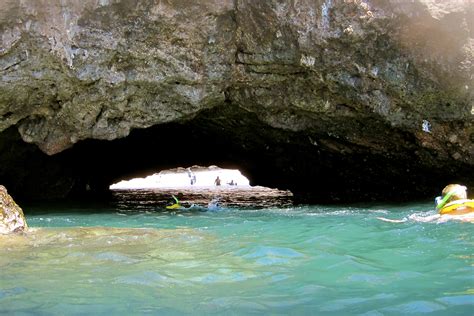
1,189,473,315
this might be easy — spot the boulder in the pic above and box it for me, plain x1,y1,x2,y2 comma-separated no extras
0,185,28,234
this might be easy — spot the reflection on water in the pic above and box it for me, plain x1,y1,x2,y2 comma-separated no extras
1,196,473,315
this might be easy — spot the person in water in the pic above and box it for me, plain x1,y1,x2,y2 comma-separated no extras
208,196,221,210
435,184,467,210
166,194,182,209
378,184,473,223
214,176,221,186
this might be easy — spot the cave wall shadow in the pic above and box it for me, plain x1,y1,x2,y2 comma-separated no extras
1,106,473,204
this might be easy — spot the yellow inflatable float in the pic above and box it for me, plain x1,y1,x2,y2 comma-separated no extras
436,184,474,215
438,199,474,215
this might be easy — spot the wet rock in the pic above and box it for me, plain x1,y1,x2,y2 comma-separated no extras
0,185,28,234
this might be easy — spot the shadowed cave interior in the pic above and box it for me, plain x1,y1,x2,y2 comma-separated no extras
0,104,471,204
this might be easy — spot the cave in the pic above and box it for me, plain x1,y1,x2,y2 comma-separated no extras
1,102,472,205
0,0,473,205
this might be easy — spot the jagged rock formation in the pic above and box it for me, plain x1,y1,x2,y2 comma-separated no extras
0,0,473,203
0,185,28,234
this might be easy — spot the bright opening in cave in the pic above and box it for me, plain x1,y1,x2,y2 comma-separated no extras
109,165,250,190
109,166,293,208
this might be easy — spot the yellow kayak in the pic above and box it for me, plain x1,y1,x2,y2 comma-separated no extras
439,199,474,215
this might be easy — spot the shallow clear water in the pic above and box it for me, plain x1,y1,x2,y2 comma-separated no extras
1,191,473,315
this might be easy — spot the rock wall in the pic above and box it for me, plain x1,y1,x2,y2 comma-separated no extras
0,0,473,202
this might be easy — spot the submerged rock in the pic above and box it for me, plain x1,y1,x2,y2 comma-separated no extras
0,185,28,234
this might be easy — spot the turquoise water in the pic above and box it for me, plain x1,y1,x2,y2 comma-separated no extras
1,199,473,315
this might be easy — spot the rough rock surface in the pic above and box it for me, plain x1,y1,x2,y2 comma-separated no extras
0,185,27,234
0,0,473,202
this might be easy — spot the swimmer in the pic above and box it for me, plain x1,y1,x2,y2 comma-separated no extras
165,194,182,209
377,184,473,223
435,184,467,211
207,196,222,211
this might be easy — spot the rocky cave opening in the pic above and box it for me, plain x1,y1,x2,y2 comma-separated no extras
108,166,296,209
1,103,471,206
109,166,251,190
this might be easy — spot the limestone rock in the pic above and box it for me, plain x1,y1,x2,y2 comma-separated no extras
0,185,28,234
